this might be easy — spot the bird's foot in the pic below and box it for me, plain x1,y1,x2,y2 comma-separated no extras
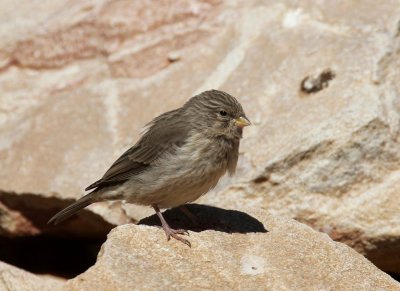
153,204,191,247
162,226,191,247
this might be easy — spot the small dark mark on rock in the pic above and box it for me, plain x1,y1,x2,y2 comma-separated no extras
300,69,336,94
253,175,269,184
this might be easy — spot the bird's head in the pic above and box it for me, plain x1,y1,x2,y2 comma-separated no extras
183,90,251,139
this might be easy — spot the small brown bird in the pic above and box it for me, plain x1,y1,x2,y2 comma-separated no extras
48,90,250,246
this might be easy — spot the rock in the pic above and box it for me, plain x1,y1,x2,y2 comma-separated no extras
195,0,400,274
65,207,399,290
0,0,400,276
0,261,64,291
200,118,400,273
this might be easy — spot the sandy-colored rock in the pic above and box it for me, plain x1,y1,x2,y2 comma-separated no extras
0,0,399,276
0,261,64,291
65,206,399,290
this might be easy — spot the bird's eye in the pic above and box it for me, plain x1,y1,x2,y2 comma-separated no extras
219,110,227,116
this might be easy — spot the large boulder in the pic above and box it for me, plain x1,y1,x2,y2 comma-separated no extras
65,207,399,290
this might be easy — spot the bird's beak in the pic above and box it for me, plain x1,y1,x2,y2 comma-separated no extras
235,116,251,128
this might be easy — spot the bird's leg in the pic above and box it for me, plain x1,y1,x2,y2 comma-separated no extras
152,205,191,247
179,205,199,225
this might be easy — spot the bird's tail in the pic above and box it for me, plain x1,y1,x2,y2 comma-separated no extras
48,192,95,225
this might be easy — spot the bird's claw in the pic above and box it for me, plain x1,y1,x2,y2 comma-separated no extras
164,228,191,247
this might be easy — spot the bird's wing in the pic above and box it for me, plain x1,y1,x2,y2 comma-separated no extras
85,109,191,191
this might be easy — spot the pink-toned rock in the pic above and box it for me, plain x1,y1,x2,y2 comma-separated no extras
0,0,399,276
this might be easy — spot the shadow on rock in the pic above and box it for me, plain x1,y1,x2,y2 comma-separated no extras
139,204,268,234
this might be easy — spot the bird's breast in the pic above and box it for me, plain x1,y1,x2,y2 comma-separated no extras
127,133,239,208
169,134,238,192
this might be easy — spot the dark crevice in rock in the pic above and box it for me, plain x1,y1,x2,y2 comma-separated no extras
388,272,400,282
0,191,117,278
0,191,116,239
0,234,104,279
365,239,400,275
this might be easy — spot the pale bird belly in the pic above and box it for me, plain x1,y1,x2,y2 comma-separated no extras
126,147,228,207
128,161,226,208
123,133,234,208
156,167,224,208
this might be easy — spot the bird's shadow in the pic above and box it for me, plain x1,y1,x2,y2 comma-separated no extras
139,204,268,234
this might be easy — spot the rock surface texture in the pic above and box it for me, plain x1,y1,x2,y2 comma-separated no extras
0,0,399,284
65,207,399,290
0,261,64,291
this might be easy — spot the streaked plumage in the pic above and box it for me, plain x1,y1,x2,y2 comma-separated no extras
48,90,250,246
